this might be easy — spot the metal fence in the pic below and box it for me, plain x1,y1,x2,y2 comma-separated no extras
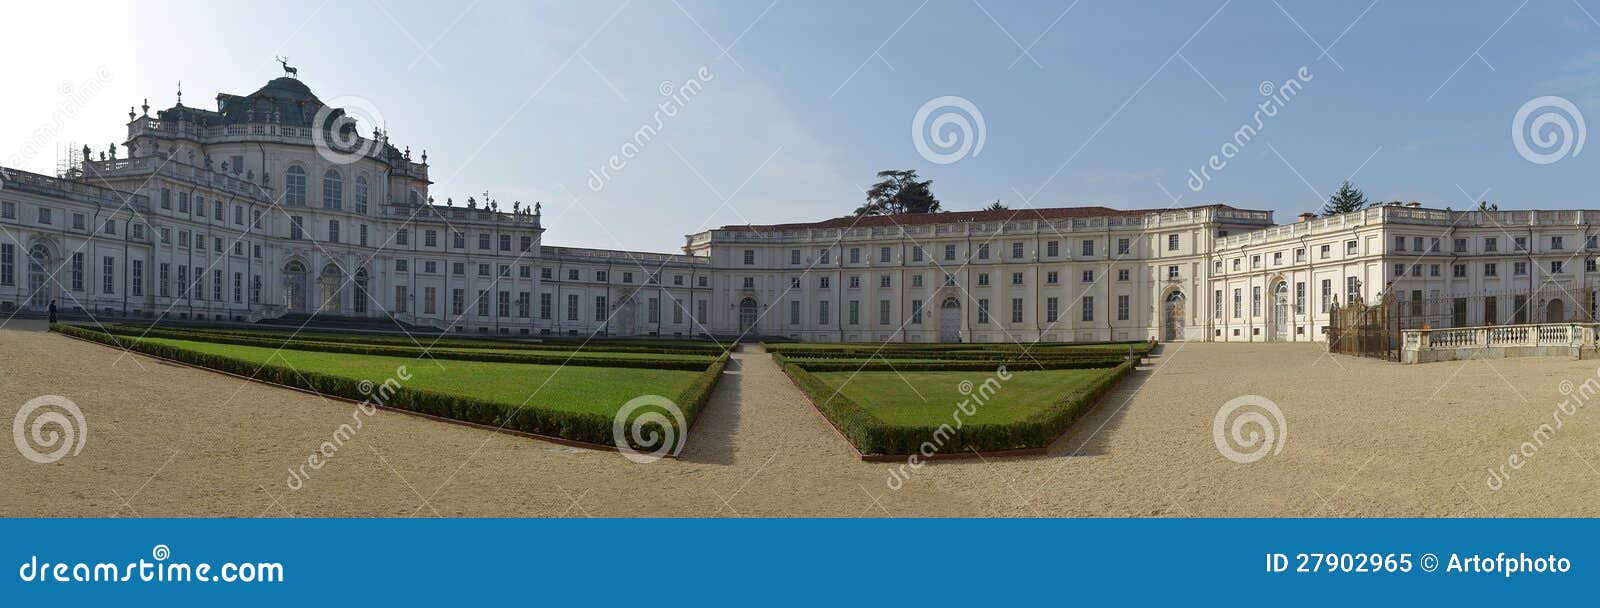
1329,285,1597,361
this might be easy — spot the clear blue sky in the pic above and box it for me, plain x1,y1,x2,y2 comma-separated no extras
4,1,1598,252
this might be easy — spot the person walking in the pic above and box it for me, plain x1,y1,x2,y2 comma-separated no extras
47,300,57,324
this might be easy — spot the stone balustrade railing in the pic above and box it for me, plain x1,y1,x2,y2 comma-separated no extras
1400,323,1596,364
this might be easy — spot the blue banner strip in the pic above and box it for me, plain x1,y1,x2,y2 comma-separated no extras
1,518,1591,605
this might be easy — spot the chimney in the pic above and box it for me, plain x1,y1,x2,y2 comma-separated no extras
1297,213,1316,223
1405,201,1422,208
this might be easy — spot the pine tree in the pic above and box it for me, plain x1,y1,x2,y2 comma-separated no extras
855,170,942,216
1321,181,1368,215
982,200,1008,211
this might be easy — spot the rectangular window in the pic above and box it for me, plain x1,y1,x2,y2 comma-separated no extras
1081,296,1094,322
1011,242,1024,259
911,300,923,324
850,248,861,263
328,219,340,244
567,294,579,321
594,295,608,321
539,292,551,319
1011,298,1023,323
1167,234,1179,251
213,269,222,301
881,246,893,263
977,244,989,260
232,272,241,303
912,246,924,262
1252,286,1261,316
791,249,801,265
977,299,990,324
1116,239,1129,255
1485,237,1498,252
425,230,437,247
1117,294,1129,321
1294,281,1305,314
743,249,755,265
879,299,891,325
1346,276,1359,304
71,253,84,291
1214,290,1223,319
289,216,304,240
944,245,956,261
102,256,115,294
1046,271,1059,284
1011,272,1023,285
818,300,830,325
1233,288,1242,319
254,274,263,303
131,260,144,296
790,300,801,325
1047,297,1059,322
424,287,438,315
1046,241,1059,257
395,286,408,313
1485,263,1498,277
158,263,169,297
848,300,860,325
1083,240,1096,256
497,291,510,318
1320,279,1332,313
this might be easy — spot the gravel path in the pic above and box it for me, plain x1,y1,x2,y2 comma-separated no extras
5,319,1600,517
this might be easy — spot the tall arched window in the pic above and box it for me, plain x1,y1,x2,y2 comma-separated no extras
285,165,307,207
354,175,369,214
322,169,343,210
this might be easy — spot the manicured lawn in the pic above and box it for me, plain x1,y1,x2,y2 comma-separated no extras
137,336,703,417
810,368,1109,426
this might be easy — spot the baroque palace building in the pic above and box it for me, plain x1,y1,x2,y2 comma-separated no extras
2,73,1599,343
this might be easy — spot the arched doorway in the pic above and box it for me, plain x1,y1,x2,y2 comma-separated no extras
1163,291,1185,342
318,264,341,313
1546,298,1565,323
939,297,962,343
352,268,370,315
282,260,307,313
738,298,758,335
28,244,53,310
1271,281,1290,341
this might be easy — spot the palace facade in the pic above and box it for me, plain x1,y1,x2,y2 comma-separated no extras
2,74,1597,343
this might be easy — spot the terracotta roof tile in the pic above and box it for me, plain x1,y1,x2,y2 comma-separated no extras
716,204,1241,232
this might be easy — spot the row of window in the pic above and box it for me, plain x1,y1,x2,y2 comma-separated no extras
1392,234,1597,254
752,235,1173,267
1393,259,1596,278
784,295,1128,326
1216,278,1358,320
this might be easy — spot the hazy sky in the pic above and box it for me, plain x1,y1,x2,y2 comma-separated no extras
3,1,1598,252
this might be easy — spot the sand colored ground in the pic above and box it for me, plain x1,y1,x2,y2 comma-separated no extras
4,318,1600,517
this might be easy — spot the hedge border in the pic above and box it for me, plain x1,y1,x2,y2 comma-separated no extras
93,324,716,370
776,352,1138,457
105,323,730,356
54,324,728,457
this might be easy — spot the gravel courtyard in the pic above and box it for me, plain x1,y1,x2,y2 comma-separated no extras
4,318,1600,517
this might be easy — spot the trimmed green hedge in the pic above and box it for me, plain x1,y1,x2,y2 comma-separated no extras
55,324,728,453
105,323,729,356
770,353,1128,372
92,324,715,370
778,355,1136,455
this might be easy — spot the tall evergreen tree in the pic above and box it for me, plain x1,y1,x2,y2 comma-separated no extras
1321,181,1368,215
855,170,942,216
